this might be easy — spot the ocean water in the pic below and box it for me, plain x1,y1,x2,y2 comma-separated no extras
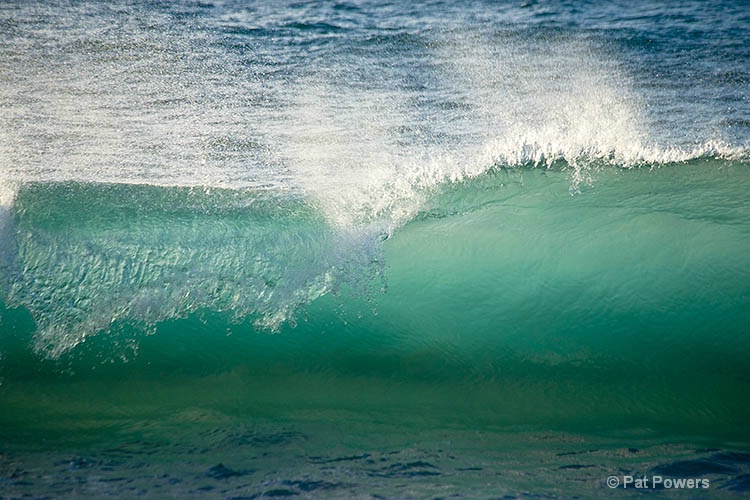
1,0,749,498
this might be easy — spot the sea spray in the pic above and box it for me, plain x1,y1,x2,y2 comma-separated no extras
1,1,749,497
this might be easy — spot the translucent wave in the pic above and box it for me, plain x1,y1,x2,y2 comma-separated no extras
0,183,384,358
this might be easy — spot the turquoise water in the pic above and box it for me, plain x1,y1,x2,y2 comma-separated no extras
1,0,749,497
2,160,750,497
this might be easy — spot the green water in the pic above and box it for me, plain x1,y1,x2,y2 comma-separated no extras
1,161,750,497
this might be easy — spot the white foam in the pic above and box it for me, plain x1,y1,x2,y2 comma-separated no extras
278,31,749,231
273,34,656,230
0,180,15,209
272,78,437,232
438,34,645,187
2,6,744,202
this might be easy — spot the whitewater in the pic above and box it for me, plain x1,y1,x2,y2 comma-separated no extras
1,0,749,498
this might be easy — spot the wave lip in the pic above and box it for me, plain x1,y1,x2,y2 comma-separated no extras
481,137,749,190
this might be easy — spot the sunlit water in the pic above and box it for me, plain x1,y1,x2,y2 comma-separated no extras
1,0,749,498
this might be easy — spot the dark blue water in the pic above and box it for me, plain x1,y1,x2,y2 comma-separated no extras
1,1,749,498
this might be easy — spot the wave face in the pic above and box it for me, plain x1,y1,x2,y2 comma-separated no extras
1,182,383,357
2,160,749,422
2,160,750,497
1,0,749,497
